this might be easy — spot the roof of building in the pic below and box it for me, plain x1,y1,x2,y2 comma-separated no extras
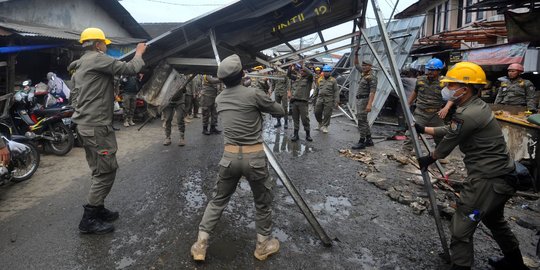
394,0,431,19
467,0,540,13
0,0,150,40
0,17,146,45
140,23,184,39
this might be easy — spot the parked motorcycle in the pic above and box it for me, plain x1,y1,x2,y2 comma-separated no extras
0,122,40,185
8,81,75,156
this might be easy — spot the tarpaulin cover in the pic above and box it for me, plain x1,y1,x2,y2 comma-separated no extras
462,42,529,65
506,10,540,43
0,44,60,54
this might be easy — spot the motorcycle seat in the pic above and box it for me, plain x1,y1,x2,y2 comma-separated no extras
33,106,74,117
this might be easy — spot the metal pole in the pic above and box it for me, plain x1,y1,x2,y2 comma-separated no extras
371,0,450,260
263,143,333,247
209,28,221,64
360,28,447,178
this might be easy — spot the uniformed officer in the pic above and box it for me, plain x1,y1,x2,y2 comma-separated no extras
415,62,529,270
270,70,290,129
72,28,146,234
162,76,187,146
251,65,270,94
352,47,377,149
191,54,284,262
201,74,221,135
287,63,314,142
494,63,537,111
314,65,339,133
404,58,453,150
120,74,140,127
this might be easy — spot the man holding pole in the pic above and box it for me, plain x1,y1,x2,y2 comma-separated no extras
190,54,284,262
415,62,528,270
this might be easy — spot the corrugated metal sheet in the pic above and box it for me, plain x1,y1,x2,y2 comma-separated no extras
346,16,424,125
121,0,365,74
0,19,146,45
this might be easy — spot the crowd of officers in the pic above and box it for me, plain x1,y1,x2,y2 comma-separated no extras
59,27,536,269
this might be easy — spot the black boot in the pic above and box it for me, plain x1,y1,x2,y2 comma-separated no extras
488,249,529,270
203,125,211,135
305,129,313,142
352,138,366,150
96,205,119,222
284,118,288,129
365,135,374,147
449,264,471,270
79,205,114,234
210,125,221,134
291,129,299,141
274,118,282,128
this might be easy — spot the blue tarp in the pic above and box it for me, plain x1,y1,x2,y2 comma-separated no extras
0,44,61,54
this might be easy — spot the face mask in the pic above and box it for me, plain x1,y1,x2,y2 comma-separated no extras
441,86,464,101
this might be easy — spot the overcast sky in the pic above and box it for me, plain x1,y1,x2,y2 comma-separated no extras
119,0,419,56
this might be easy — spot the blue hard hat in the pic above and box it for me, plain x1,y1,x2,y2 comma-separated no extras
425,58,444,70
294,63,302,69
322,65,332,72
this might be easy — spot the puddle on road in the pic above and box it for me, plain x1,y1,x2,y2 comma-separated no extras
115,256,136,269
312,196,352,219
182,170,207,211
264,130,314,157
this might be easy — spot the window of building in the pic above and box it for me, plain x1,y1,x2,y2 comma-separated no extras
465,0,473,24
458,0,464,28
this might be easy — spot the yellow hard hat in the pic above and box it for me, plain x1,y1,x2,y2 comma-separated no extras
252,65,264,71
440,61,487,85
80,27,111,45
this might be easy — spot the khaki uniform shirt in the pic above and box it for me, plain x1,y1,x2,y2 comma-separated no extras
201,75,221,97
433,96,514,179
315,76,339,102
71,51,144,126
216,85,284,145
355,67,377,98
272,76,289,96
252,78,270,94
414,75,444,110
495,78,537,110
288,68,313,101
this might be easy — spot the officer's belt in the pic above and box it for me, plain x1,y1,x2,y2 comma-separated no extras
356,94,369,99
224,143,264,153
419,108,439,113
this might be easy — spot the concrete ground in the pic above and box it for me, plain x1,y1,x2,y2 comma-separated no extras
0,109,538,269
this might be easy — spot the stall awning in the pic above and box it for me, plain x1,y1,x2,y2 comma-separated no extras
462,42,529,65
0,44,61,54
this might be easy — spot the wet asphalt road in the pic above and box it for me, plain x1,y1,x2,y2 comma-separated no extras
0,113,537,269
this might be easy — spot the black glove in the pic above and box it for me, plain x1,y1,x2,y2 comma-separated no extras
414,123,425,134
417,155,436,171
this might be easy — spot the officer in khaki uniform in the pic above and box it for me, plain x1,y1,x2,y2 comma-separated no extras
287,63,314,142
201,75,221,135
352,46,377,150
191,54,284,262
405,58,453,150
313,65,339,133
416,62,528,270
162,76,187,146
71,28,146,234
270,71,289,129
495,63,537,111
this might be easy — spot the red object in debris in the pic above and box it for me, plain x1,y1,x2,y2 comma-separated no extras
388,135,407,141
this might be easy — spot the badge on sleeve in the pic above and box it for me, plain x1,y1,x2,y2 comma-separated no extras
450,118,464,133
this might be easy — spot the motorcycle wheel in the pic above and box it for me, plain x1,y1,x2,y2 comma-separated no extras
11,142,40,182
44,122,74,156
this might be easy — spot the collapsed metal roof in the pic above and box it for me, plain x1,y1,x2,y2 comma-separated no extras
122,0,365,74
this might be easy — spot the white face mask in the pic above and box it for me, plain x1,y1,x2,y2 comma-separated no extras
441,86,464,101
